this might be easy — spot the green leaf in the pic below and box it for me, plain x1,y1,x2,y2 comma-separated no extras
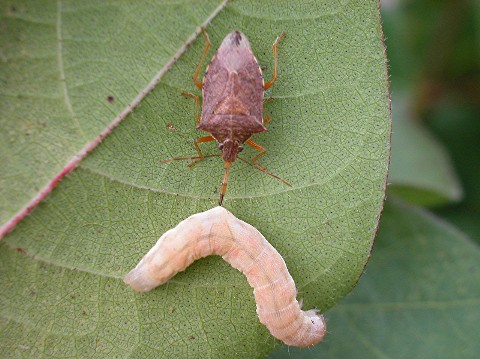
271,199,480,358
0,0,223,225
0,1,390,357
388,95,462,206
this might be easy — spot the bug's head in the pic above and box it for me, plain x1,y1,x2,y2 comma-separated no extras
219,139,243,162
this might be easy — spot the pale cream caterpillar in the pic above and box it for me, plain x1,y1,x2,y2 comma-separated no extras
124,206,326,347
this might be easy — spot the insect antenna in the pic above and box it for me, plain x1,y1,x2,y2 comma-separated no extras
236,156,291,187
220,157,291,206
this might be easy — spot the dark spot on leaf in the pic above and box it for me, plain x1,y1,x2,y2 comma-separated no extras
107,95,115,103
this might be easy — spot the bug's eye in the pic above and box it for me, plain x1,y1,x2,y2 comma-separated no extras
218,143,224,150
238,146,244,152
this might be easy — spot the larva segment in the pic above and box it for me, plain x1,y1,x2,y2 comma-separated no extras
124,207,326,347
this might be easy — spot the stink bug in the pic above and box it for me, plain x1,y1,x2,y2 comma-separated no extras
162,29,290,205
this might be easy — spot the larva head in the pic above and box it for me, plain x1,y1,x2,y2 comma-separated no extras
301,310,327,347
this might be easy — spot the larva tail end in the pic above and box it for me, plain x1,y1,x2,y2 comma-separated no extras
123,267,158,293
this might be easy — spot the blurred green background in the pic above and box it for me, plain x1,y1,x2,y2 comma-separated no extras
271,0,480,357
384,0,480,235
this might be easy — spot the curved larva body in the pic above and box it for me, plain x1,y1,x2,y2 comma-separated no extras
124,206,326,347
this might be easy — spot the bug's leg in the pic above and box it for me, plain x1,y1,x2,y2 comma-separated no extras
263,96,274,105
160,135,216,166
193,28,211,90
245,139,267,170
189,135,216,167
263,114,271,125
181,92,201,123
264,32,286,90
263,97,274,124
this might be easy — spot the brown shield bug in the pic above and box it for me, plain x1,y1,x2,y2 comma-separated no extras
162,29,290,205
